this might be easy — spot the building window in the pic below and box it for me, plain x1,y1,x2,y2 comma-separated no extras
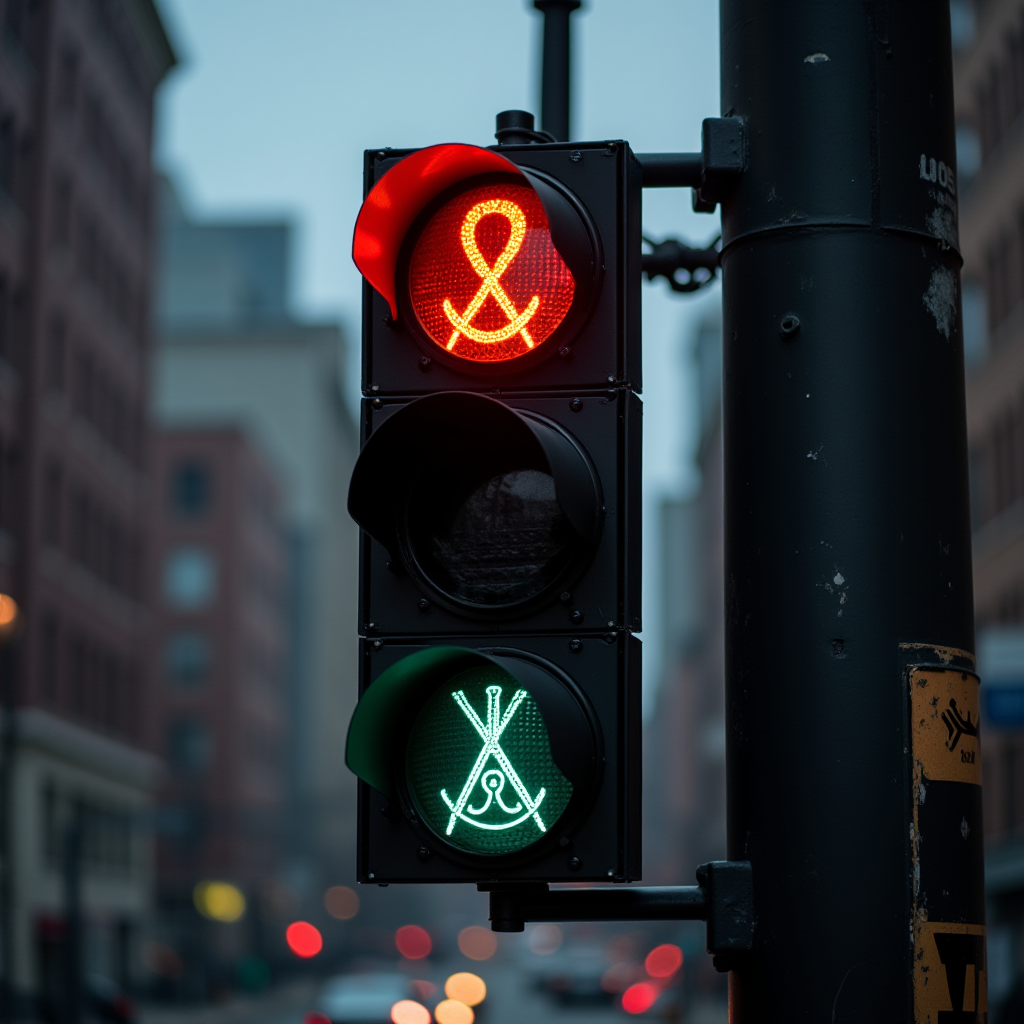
170,462,211,517
168,719,212,775
162,547,216,610
164,632,212,686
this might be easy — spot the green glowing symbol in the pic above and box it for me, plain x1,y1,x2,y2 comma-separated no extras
441,685,547,835
405,665,573,856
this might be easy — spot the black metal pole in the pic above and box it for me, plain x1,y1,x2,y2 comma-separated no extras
719,3,982,1020
0,634,17,1024
533,0,581,142
63,805,83,1024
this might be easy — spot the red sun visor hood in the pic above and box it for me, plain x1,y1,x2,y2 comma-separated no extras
352,143,594,320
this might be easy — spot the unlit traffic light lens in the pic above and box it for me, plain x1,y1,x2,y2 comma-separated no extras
405,466,574,608
408,183,575,363
405,664,573,856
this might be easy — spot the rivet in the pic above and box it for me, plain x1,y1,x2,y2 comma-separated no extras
371,639,383,650
417,846,432,862
569,398,583,412
570,150,582,163
568,856,582,871
417,598,430,612
371,398,383,410
419,356,433,372
779,314,801,337
569,639,582,653
370,384,380,392
559,346,572,359
559,591,572,604
570,609,584,624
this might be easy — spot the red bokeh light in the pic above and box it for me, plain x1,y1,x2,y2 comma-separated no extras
285,921,323,958
408,183,575,364
622,982,659,1015
395,924,433,960
304,1014,331,1024
645,943,683,978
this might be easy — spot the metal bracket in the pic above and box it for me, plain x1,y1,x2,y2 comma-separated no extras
637,116,746,208
642,235,720,293
481,860,753,964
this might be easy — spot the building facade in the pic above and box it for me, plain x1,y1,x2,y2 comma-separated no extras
0,0,174,1010
953,0,1024,1015
151,427,289,991
153,180,360,927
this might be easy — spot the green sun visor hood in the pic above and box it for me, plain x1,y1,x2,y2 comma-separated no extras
345,646,599,803
346,392,602,565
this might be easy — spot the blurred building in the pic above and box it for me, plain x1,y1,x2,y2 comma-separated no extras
953,0,1024,1015
151,427,289,984
153,179,360,923
0,0,174,1011
645,307,725,885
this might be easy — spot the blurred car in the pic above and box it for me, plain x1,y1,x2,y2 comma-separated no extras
540,945,614,1005
305,972,416,1024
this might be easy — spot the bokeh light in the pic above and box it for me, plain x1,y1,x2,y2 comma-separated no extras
303,1014,330,1024
601,961,639,993
622,981,659,1015
285,921,323,958
457,925,497,961
0,594,18,634
324,885,360,920
411,980,437,1001
434,999,474,1024
396,924,433,960
193,881,246,922
526,922,563,955
391,1000,431,1024
444,972,486,1006
645,943,683,978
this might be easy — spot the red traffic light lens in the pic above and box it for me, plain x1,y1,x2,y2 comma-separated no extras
408,183,575,363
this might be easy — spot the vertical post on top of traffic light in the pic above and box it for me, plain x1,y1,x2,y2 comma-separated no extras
718,1,985,1020
344,126,644,884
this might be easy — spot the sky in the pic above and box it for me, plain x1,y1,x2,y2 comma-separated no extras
152,0,723,703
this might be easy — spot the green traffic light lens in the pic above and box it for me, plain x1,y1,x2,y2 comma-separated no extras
405,664,573,856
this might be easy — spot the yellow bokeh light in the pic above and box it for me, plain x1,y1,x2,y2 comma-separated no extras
193,881,246,923
434,999,474,1024
391,1000,430,1024
324,885,360,920
0,594,18,634
444,972,486,1007
457,925,497,961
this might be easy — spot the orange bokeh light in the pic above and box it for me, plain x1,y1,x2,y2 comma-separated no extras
644,943,683,978
408,183,574,364
323,885,360,920
444,972,486,1007
434,999,474,1024
457,925,497,961
622,981,659,1015
285,921,322,958
0,594,18,633
391,999,431,1024
396,924,433,960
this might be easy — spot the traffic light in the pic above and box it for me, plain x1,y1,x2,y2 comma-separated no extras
345,134,641,883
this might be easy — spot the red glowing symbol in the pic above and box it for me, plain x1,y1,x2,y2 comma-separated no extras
409,183,574,363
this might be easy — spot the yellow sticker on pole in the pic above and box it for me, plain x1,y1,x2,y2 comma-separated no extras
909,667,981,785
913,921,987,1023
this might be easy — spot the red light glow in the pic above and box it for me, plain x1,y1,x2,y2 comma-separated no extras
396,924,433,960
304,1014,331,1024
409,183,574,364
285,921,323,958
645,943,683,978
622,982,659,1015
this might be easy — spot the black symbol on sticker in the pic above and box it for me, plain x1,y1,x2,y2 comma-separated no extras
933,931,985,1023
941,699,978,753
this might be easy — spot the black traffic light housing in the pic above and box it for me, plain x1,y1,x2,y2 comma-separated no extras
345,135,642,884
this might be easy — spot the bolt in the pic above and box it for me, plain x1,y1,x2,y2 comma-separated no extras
417,846,432,862
558,836,570,848
569,639,582,653
570,150,582,163
419,356,433,372
417,597,430,612
569,397,583,412
559,591,572,604
559,345,572,359
779,314,801,337
606,375,616,384
370,384,380,392
366,622,377,633
570,609,584,625
371,639,383,650
371,398,383,410
368,872,375,880
604,633,617,645
568,856,582,872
